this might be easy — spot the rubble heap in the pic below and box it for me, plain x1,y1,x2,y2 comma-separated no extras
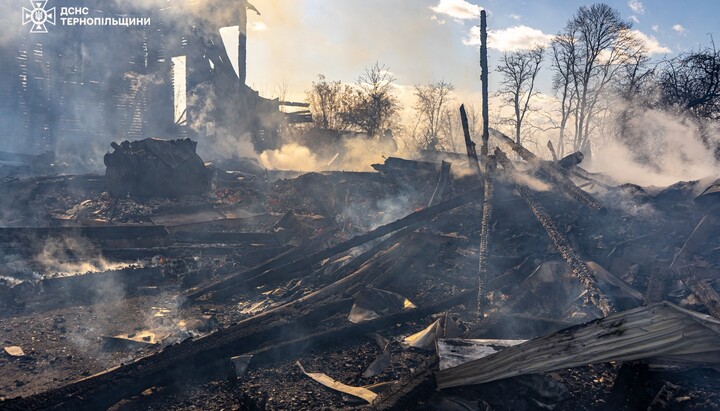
104,138,210,198
1,134,720,410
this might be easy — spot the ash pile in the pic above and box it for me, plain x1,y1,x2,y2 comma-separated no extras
104,138,210,198
2,134,720,411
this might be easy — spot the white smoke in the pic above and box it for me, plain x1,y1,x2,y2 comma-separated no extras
589,109,720,187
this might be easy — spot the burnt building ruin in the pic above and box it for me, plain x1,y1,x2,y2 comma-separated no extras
0,0,310,160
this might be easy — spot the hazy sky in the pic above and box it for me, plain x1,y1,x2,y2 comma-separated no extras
240,0,719,103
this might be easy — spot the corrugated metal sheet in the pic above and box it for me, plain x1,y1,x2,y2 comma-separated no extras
436,302,720,389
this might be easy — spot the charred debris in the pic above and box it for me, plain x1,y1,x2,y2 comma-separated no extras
2,3,720,411
2,128,720,410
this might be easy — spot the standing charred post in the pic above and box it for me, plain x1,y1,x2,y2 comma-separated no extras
476,9,492,320
480,10,490,158
547,140,558,163
238,2,248,85
477,155,496,318
494,147,614,316
460,104,481,174
238,1,260,85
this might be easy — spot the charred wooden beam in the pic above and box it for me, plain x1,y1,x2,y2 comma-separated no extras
38,267,163,293
185,227,338,301
172,231,280,246
670,215,712,269
187,188,484,301
684,268,720,319
102,245,292,262
428,161,452,207
477,155,496,318
547,140,558,163
250,290,476,369
0,150,53,165
480,10,489,158
460,104,481,174
320,228,414,286
571,170,613,190
278,101,310,108
285,111,314,124
164,214,281,233
490,128,606,214
490,128,538,161
372,157,440,174
292,239,414,307
669,215,720,318
3,237,470,411
370,357,438,411
0,226,169,242
557,151,584,170
495,148,614,316
644,266,668,305
373,286,515,410
0,297,355,411
202,219,448,303
12,267,165,313
605,362,651,410
284,289,476,411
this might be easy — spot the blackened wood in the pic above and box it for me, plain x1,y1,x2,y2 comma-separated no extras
604,362,651,411
480,10,489,158
0,225,168,242
184,227,338,301
644,266,668,305
490,128,606,214
460,104,481,174
547,140,558,163
477,156,496,318
685,268,720,319
495,148,614,316
173,231,280,246
428,161,452,206
3,248,472,411
187,188,484,301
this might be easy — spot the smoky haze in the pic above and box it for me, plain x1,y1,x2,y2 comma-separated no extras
0,0,717,190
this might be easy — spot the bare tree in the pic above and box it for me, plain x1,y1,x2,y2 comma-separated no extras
659,42,720,121
614,49,654,153
561,3,643,156
497,46,545,145
344,63,401,136
306,64,401,137
440,109,463,152
413,80,455,150
306,75,353,130
272,78,290,103
550,34,578,158
462,102,482,147
657,40,720,155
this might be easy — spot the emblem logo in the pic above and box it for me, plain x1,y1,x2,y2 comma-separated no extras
22,1,56,33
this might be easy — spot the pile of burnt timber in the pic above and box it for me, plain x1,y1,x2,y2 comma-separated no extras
104,138,210,198
2,138,720,410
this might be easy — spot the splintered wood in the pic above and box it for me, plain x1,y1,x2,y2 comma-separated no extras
477,156,496,318
495,148,614,316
